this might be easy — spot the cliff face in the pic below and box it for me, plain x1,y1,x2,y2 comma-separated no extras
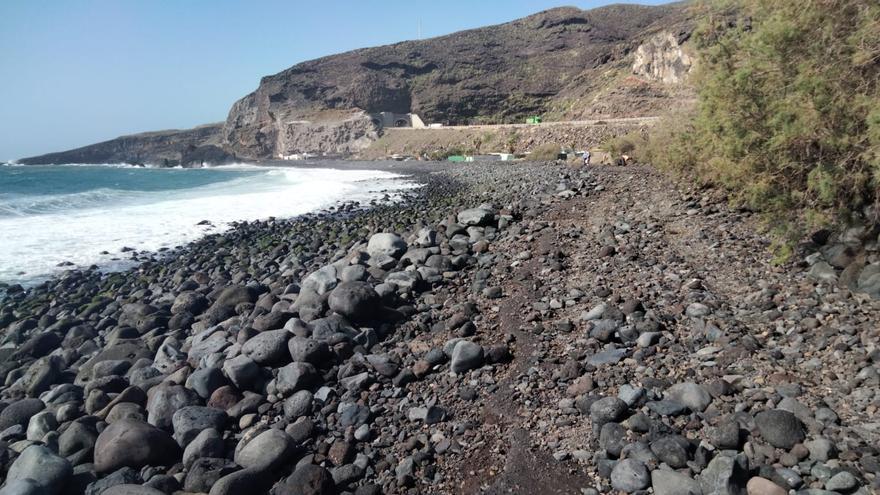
21,3,696,165
632,32,693,84
222,3,695,159
19,124,231,167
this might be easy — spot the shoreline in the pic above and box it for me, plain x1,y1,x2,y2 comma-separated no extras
0,161,439,291
0,162,877,494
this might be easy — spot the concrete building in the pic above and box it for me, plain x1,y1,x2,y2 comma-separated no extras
371,112,426,129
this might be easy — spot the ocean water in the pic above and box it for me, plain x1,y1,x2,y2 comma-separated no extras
0,163,416,286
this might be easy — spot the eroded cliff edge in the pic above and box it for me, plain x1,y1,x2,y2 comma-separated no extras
20,3,696,165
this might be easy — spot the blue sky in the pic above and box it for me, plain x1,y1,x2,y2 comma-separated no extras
0,0,671,160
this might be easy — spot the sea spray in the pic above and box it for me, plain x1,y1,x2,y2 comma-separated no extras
0,164,417,286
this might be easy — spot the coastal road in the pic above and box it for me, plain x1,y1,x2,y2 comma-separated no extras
389,116,660,131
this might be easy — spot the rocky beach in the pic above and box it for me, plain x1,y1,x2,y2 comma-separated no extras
0,161,877,495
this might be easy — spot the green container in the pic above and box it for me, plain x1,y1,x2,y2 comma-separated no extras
447,155,474,162
526,116,542,124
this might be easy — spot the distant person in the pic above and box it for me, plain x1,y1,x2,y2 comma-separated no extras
583,150,591,166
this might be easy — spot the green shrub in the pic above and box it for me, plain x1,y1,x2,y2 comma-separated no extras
427,146,469,161
527,143,563,161
646,0,880,257
506,132,519,154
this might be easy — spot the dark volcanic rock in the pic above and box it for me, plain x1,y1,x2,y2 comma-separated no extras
172,406,228,447
755,410,805,449
0,398,45,430
328,282,381,323
94,419,180,473
19,124,228,167
271,463,335,495
234,428,295,472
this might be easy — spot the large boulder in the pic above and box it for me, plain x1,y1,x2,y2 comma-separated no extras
146,384,201,430
186,367,228,399
0,398,45,430
172,406,228,447
242,329,292,365
213,284,259,308
288,337,331,365
182,429,225,468
450,341,483,373
185,457,238,492
271,464,335,495
367,233,407,259
208,469,266,495
611,458,650,492
665,382,712,412
205,285,259,322
20,355,63,396
292,288,327,322
222,355,260,390
171,291,209,315
301,265,338,295
700,454,749,495
6,445,72,494
276,362,318,396
652,469,702,495
78,343,153,381
755,410,805,449
234,428,295,472
457,207,495,226
328,282,380,323
94,419,180,473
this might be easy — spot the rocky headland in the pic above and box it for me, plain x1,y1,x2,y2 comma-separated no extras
19,3,695,166
1,162,878,495
17,125,233,168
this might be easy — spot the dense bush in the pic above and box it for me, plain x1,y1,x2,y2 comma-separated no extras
527,143,564,161
651,0,880,248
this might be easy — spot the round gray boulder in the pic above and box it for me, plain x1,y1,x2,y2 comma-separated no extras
367,233,407,259
283,390,314,420
755,409,805,449
450,341,483,373
234,428,295,472
6,445,72,494
0,398,45,430
457,207,495,226
94,419,180,473
276,362,318,396
611,458,650,492
242,329,292,365
146,384,201,430
271,463,335,495
665,382,712,412
172,406,228,447
590,397,628,428
288,337,331,365
328,282,380,323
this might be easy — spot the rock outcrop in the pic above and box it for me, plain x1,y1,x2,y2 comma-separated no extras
632,31,693,84
20,3,697,164
222,4,694,159
19,124,233,167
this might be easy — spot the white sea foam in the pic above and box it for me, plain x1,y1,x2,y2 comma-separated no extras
0,166,417,286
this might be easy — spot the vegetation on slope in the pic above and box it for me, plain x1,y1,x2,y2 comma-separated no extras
631,0,880,254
